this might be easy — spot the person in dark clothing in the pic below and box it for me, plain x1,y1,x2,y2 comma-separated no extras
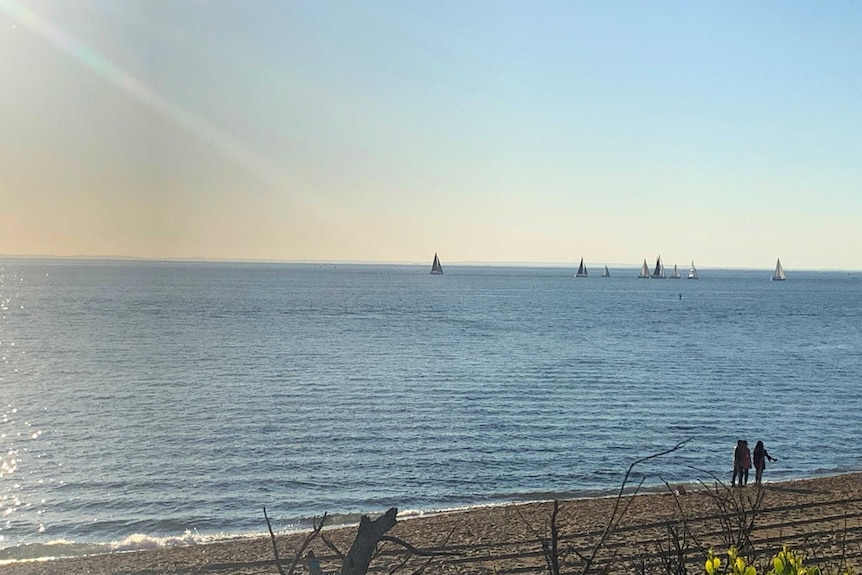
731,440,743,486
753,440,777,485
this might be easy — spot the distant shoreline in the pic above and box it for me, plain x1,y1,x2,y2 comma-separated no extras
2,255,860,272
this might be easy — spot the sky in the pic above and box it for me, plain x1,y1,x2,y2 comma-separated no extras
1,1,860,270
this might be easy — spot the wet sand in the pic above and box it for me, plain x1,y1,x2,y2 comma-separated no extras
4,473,862,574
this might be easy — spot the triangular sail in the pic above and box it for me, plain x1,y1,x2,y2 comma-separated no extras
602,264,610,277
576,257,588,277
638,259,650,278
772,258,785,281
671,264,680,279
430,253,443,274
688,261,698,279
651,256,666,279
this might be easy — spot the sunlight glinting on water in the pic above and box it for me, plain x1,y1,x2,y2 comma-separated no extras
1,261,861,562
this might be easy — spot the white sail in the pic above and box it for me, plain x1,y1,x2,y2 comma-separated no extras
638,259,650,278
602,264,610,277
575,257,588,277
772,258,785,281
670,264,681,279
688,261,698,279
430,253,443,275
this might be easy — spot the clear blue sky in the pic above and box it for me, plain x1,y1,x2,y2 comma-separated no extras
1,1,860,269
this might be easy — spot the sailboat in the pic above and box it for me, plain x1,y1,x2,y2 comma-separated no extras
771,258,785,281
688,261,699,279
638,259,650,278
601,264,610,278
670,264,681,279
575,257,588,278
651,256,666,279
430,253,443,275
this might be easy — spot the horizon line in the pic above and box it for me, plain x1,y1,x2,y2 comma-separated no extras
1,253,859,273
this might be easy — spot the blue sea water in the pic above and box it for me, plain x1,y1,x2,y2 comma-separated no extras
1,260,861,561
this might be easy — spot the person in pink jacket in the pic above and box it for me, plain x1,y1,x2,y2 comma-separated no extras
740,440,752,486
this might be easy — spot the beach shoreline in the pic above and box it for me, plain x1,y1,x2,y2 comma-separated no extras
0,476,716,564
3,472,862,575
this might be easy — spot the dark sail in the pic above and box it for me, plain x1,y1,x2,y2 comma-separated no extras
430,253,443,274
575,257,588,277
651,256,665,279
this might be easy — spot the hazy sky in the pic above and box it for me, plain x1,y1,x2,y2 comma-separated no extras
1,1,860,269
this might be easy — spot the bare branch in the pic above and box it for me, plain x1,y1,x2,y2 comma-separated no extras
407,526,458,575
378,535,459,557
513,501,560,575
321,533,345,560
580,439,690,574
660,476,704,551
295,514,329,575
262,508,328,575
512,502,550,542
408,556,436,575
386,551,413,575
264,507,288,575
691,466,765,555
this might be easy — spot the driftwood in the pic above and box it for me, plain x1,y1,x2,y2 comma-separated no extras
340,507,399,575
266,505,455,575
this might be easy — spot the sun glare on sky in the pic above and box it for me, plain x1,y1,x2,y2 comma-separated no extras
1,1,860,269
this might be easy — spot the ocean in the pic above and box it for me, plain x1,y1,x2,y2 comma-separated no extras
1,260,861,562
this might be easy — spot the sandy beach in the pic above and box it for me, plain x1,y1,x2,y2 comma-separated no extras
3,473,862,575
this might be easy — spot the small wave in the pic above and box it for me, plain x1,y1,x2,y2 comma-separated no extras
0,530,260,564
0,540,95,564
110,530,203,552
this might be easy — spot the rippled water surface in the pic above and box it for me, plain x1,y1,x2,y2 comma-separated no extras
1,260,861,559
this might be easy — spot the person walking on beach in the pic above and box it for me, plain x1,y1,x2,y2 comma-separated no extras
740,440,752,486
753,440,778,485
732,440,743,486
